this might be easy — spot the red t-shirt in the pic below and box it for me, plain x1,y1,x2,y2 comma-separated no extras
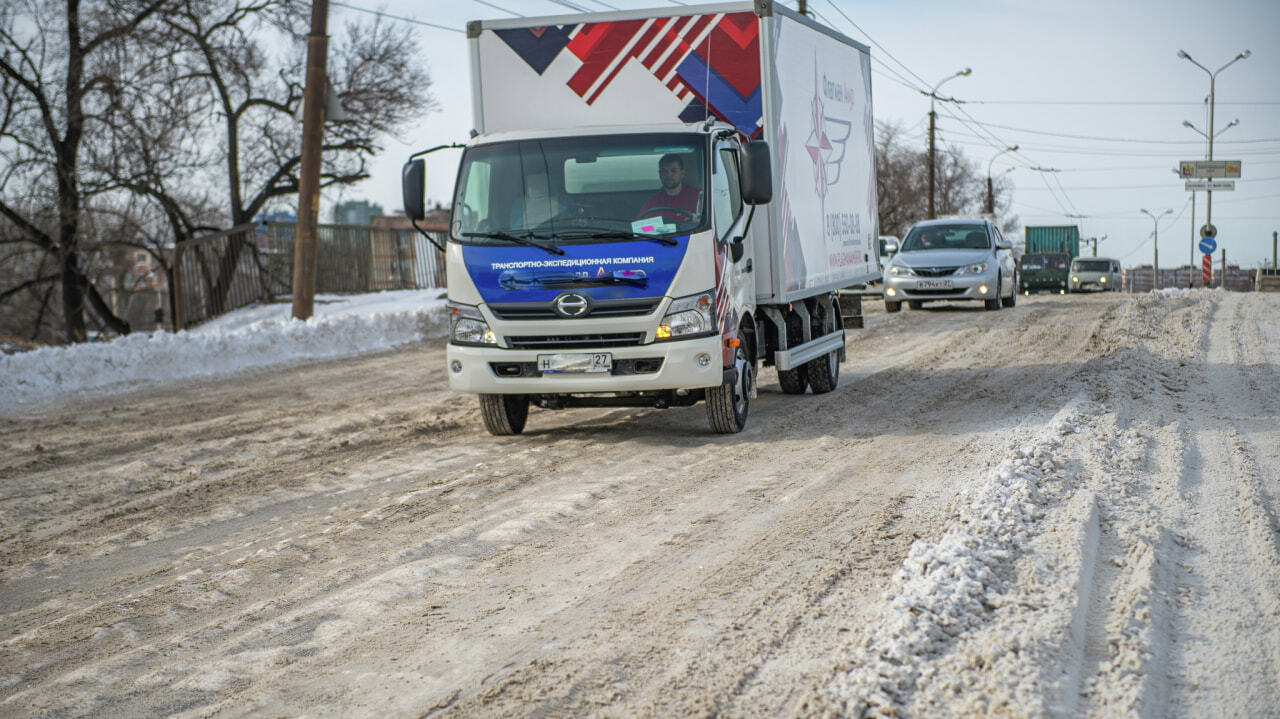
637,184,702,223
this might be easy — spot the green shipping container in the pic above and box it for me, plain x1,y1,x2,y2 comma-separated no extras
1024,226,1081,259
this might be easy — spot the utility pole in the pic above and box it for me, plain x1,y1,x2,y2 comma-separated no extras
292,0,330,321
1273,230,1277,268
1220,247,1226,289
926,68,970,219
1188,190,1196,286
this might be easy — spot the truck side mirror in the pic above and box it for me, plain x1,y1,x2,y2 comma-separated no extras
402,159,426,221
739,141,772,205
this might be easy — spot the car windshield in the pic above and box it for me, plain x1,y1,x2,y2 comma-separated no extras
900,224,990,251
1073,260,1111,272
451,133,709,244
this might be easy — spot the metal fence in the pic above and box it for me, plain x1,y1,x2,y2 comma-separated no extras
173,224,267,330
173,222,448,329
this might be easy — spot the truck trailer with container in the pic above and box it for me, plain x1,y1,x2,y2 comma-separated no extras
1020,225,1080,294
402,1,879,435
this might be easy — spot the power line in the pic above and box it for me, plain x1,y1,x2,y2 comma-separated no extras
968,100,1280,106
936,113,1280,145
330,1,464,32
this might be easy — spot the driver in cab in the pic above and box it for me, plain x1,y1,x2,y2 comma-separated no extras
637,153,701,223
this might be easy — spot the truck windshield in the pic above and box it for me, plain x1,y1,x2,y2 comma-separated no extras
1072,260,1111,272
451,134,709,244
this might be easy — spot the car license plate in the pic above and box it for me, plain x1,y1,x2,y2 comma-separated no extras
917,279,953,289
538,352,612,374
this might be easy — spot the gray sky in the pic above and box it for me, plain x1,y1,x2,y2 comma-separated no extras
331,0,1279,268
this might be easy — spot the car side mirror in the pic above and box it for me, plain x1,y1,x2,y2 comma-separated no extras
883,240,899,256
739,141,772,205
402,159,425,221
996,237,1013,250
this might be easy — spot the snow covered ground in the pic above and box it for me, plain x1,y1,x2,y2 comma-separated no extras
2,290,1278,717
0,290,449,414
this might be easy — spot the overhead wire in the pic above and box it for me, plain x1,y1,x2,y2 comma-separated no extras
330,1,465,32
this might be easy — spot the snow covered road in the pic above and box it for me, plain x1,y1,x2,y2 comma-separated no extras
2,291,1278,717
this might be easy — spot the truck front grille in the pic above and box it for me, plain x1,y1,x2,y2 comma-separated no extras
488,298,661,320
506,333,646,349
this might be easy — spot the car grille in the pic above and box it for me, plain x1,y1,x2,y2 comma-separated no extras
488,298,661,320
906,288,962,296
912,266,958,277
506,333,646,349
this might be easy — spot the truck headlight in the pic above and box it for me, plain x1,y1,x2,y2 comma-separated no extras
1099,276,1107,284
888,265,913,276
449,303,496,345
657,290,715,340
1072,275,1080,283
960,262,988,275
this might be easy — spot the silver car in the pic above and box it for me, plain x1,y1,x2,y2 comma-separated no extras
882,219,1017,312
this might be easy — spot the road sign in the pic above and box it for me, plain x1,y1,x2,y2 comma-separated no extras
1200,236,1218,255
1179,160,1242,178
1185,180,1235,191
1201,223,1217,239
1203,254,1212,284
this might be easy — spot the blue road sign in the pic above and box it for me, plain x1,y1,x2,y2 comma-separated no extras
1199,236,1218,255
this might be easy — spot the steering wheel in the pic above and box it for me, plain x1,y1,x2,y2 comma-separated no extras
638,206,695,221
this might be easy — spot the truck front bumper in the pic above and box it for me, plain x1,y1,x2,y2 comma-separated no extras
447,335,724,394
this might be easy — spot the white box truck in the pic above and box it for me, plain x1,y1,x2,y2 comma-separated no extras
403,0,878,435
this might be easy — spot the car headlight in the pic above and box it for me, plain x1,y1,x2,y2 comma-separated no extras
1072,275,1080,283
888,265,914,276
1099,276,1107,283
657,290,715,340
449,303,496,345
960,262,988,275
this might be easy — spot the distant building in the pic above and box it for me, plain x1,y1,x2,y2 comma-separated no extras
333,200,385,226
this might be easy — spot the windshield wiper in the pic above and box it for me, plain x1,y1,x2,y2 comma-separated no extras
461,230,564,255
552,228,679,247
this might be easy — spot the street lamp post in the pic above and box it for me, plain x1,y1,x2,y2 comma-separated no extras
926,68,971,219
1178,49,1250,255
986,145,1018,215
1141,208,1173,290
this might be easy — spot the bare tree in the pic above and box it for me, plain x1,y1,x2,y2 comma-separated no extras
875,120,1017,239
0,0,170,342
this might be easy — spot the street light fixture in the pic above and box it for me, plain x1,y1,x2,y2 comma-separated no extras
1141,208,1173,290
925,67,972,219
985,145,1018,215
1178,48,1250,260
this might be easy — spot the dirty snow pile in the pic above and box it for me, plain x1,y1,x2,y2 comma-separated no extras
824,400,1100,715
0,290,449,412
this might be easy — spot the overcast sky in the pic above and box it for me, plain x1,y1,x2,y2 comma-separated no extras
328,0,1279,268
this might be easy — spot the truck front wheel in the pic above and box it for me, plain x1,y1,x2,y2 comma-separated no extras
479,394,530,436
707,345,753,434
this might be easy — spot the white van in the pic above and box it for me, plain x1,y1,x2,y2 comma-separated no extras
1069,257,1121,292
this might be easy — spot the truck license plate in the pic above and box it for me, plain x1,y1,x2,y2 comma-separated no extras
917,279,953,289
538,353,612,374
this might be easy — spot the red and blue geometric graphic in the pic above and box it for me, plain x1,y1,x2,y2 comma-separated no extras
494,12,763,138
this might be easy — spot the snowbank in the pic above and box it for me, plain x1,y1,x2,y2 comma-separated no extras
0,290,449,413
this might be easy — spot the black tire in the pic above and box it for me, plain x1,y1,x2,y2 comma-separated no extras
884,300,902,313
907,300,923,310
707,345,753,434
777,310,808,394
479,394,529,436
1002,278,1017,307
984,275,1002,311
805,301,840,394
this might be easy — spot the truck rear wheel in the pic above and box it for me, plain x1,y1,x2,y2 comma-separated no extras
777,311,808,394
707,345,752,434
479,394,530,436
806,302,840,394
